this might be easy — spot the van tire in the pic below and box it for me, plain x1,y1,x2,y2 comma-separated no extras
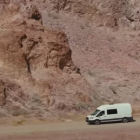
122,117,128,123
94,120,100,125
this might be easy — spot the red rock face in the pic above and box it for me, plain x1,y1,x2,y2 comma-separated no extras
0,2,96,117
1,0,140,118
0,78,27,116
36,0,140,105
0,2,79,74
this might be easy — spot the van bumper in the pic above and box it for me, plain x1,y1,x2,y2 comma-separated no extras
86,117,89,122
128,117,133,122
86,117,94,123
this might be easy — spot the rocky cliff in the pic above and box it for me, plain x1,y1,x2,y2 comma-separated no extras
0,0,140,118
0,2,97,118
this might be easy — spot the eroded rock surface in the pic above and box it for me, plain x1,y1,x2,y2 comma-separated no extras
0,2,96,118
1,0,140,118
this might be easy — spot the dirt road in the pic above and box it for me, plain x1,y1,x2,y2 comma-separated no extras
0,117,139,136
0,117,140,140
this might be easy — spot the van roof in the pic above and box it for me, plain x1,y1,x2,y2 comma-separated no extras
97,103,131,110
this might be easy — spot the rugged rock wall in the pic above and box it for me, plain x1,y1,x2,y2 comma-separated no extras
2,0,140,29
0,2,97,118
34,0,140,29
1,0,140,118
34,0,140,105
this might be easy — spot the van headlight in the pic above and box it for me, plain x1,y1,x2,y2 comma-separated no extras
90,117,94,119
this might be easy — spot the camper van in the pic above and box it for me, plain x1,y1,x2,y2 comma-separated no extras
86,103,133,125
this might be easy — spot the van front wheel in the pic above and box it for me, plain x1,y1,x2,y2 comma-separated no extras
94,120,100,125
122,117,128,123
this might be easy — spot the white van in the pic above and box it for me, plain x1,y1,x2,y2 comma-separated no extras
86,103,133,125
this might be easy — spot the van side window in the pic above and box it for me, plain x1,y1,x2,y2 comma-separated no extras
97,111,105,117
107,109,117,115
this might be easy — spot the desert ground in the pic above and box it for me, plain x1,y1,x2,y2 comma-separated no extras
0,116,139,140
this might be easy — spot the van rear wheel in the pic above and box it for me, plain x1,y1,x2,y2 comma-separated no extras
122,117,128,123
94,120,100,125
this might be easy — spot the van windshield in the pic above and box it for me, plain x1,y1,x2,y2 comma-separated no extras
91,109,100,115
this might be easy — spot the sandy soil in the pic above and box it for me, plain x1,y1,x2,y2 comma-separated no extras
1,126,140,140
0,116,140,140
